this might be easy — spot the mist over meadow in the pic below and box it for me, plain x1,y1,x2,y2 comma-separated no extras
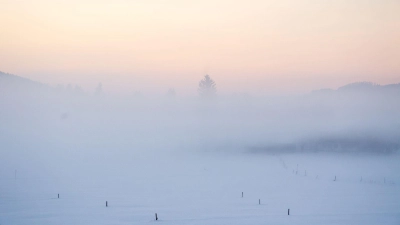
1,72,400,225
1,71,399,158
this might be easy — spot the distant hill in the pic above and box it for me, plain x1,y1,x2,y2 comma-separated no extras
0,71,49,93
0,71,88,97
338,82,400,92
0,71,43,85
338,82,379,91
312,82,400,94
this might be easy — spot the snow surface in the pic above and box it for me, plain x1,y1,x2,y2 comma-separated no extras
1,150,399,225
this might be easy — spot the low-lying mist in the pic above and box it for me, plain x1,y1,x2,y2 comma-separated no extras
1,72,400,225
1,73,399,159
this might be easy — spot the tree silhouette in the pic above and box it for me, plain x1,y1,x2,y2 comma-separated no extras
198,75,216,98
95,82,103,97
166,88,176,98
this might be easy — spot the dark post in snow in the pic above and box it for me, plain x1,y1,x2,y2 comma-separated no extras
106,201,108,207
334,176,336,181
288,209,290,215
259,199,260,205
58,194,59,199
242,192,243,198
155,213,158,221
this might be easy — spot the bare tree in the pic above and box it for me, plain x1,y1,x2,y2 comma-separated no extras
198,75,216,98
95,82,104,97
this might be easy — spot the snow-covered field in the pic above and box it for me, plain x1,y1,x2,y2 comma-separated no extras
1,149,399,225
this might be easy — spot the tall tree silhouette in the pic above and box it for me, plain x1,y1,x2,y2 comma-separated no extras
95,82,103,97
166,88,176,98
198,75,216,98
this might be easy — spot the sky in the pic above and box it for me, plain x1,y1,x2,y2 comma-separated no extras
1,0,399,95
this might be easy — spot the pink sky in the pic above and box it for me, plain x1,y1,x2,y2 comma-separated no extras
1,0,399,95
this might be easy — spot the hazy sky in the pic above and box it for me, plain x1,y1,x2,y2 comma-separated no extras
1,0,399,95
